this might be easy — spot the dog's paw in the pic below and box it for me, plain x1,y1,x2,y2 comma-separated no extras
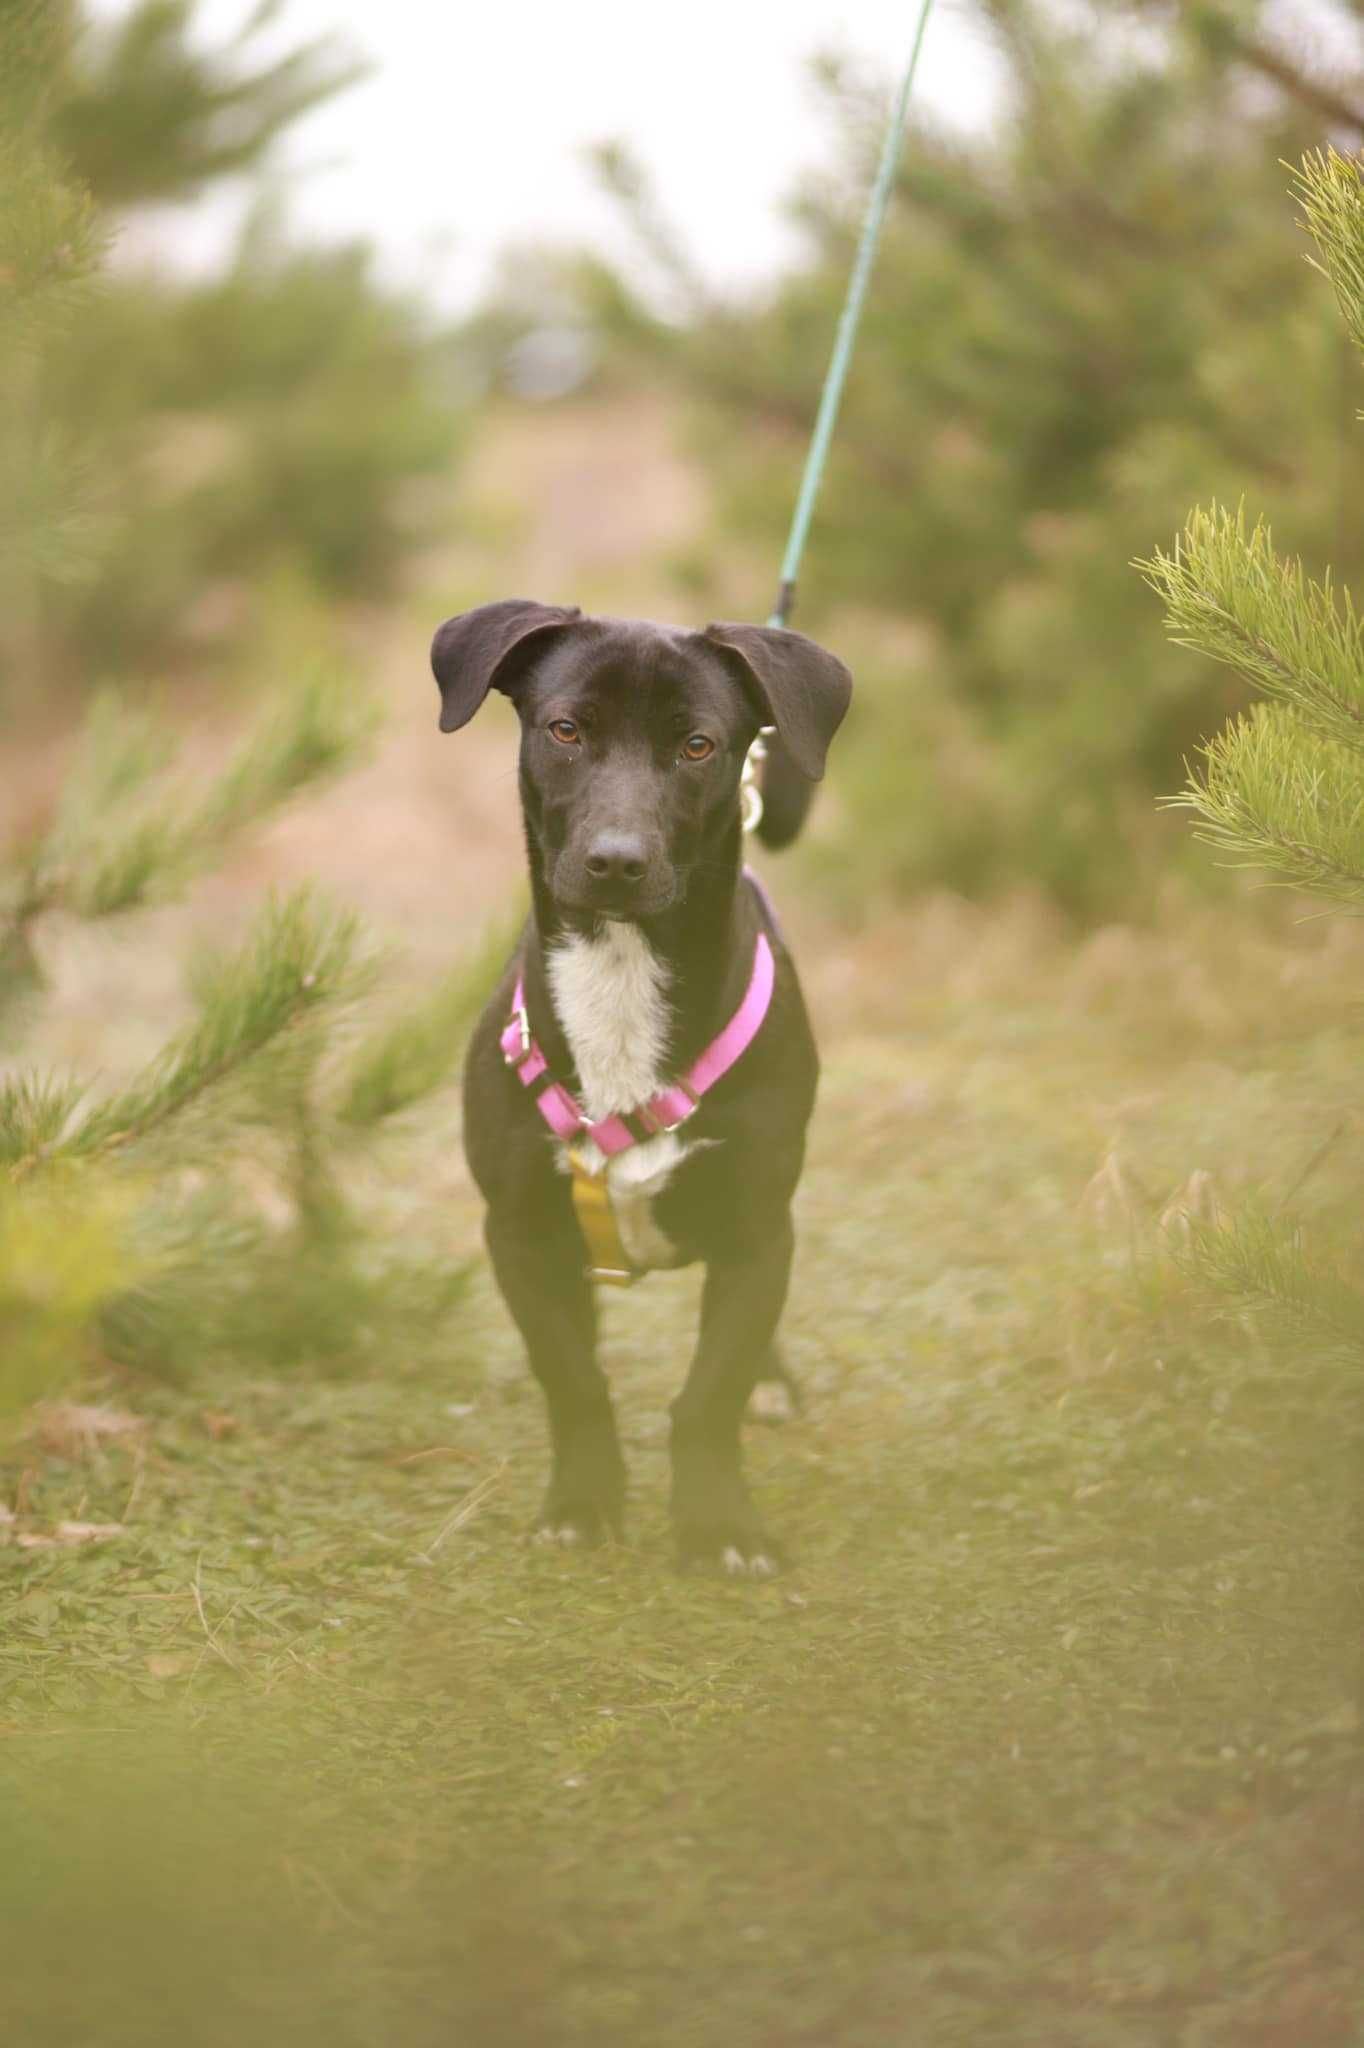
746,1378,797,1426
677,1522,783,1579
720,1542,780,1579
534,1418,625,1550
672,1450,781,1578
532,1495,618,1549
533,1519,591,1549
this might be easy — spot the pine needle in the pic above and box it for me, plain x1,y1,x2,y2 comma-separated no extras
1182,1204,1364,1358
1137,154,1364,902
190,662,381,845
8,665,378,929
1137,503,1364,756
1163,701,1364,906
0,1073,86,1168
1293,147,1364,368
48,889,366,1169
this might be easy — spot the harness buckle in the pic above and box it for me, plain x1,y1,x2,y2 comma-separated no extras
502,1003,532,1067
636,1081,699,1137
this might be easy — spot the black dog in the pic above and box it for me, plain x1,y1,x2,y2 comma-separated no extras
434,601,851,1573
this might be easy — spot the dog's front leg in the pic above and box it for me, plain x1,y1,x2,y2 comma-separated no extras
670,1215,794,1575
485,1210,625,1545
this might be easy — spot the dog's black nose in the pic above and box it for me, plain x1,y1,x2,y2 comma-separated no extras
584,831,649,887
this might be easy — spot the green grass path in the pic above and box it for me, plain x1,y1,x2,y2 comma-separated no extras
3,921,1361,2046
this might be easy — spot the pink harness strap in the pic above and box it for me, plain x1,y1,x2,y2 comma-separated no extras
500,929,775,1155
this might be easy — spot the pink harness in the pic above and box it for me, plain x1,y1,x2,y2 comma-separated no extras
500,928,775,1155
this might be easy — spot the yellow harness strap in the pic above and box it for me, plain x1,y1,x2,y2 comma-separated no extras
568,1145,637,1288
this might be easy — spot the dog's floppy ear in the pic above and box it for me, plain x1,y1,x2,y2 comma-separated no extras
431,599,582,733
702,621,852,780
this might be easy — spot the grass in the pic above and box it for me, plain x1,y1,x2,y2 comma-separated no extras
3,893,1362,2046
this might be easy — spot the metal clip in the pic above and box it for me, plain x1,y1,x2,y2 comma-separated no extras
502,1004,532,1066
636,1082,699,1138
739,726,774,836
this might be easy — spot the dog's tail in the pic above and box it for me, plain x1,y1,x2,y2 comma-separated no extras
753,733,816,850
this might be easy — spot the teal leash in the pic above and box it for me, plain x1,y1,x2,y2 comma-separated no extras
767,0,936,632
740,0,936,836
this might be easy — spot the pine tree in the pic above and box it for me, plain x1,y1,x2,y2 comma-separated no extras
1142,151,1364,908
1139,147,1364,1353
2,2,457,704
0,662,502,1417
0,3,486,1416
0,2,105,684
50,0,362,209
585,0,1364,913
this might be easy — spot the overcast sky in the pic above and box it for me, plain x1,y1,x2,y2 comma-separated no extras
101,0,1358,313
111,1,1006,311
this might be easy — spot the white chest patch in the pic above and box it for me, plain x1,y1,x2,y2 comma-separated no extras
547,921,671,1122
546,922,712,1271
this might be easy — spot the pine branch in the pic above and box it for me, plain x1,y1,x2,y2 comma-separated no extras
1137,503,1364,754
3,665,377,938
1182,1204,1364,1358
1219,28,1364,137
8,889,367,1177
53,0,368,210
1165,701,1364,905
0,5,104,346
0,1074,86,1169
187,662,381,846
1294,147,1364,365
76,890,365,1160
36,693,189,918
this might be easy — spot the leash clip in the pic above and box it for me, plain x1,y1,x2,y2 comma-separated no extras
502,1003,532,1067
740,726,775,836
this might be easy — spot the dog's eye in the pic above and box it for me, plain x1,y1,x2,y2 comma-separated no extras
547,718,581,745
680,734,715,762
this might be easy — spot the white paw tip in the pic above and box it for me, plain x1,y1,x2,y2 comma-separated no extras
719,1545,777,1578
535,1523,583,1548
747,1382,795,1424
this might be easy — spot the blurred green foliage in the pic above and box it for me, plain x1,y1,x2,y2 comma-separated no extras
0,1177,136,1417
1139,148,1364,1346
1144,152,1364,910
592,0,1364,913
50,0,364,205
0,665,486,1415
0,1,484,1415
0,0,459,707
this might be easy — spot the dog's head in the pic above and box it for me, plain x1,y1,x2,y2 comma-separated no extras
431,601,851,920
